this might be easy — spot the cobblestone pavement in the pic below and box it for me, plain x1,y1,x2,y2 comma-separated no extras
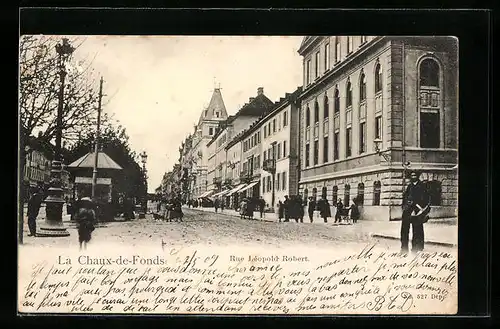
19,209,454,253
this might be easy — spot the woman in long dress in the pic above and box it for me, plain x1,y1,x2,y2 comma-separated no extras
74,197,96,251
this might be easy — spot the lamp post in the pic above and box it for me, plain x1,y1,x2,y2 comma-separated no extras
139,151,148,218
374,138,411,218
38,38,74,237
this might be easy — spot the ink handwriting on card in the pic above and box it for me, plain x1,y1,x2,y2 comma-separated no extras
19,245,457,314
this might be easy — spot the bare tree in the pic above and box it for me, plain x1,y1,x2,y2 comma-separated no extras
19,35,111,147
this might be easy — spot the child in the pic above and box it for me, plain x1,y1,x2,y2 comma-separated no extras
74,197,96,251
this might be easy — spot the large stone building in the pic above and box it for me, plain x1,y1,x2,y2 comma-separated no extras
297,36,458,220
204,87,275,201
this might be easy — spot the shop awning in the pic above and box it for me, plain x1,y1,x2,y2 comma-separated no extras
220,189,234,197
227,183,247,195
238,180,259,193
198,190,215,198
212,189,230,198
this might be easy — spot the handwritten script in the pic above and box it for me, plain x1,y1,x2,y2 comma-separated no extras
18,244,457,314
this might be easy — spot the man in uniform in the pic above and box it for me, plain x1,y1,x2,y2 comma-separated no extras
401,171,431,253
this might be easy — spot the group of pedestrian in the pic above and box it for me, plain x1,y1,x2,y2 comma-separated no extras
278,195,305,222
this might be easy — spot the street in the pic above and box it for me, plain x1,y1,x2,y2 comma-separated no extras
20,208,454,253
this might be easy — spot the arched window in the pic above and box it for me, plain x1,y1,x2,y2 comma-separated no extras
425,180,442,206
357,182,365,205
373,181,381,206
375,63,382,93
314,101,319,123
332,185,338,204
304,188,309,201
359,72,367,101
306,106,311,127
419,58,441,149
323,95,329,119
346,80,352,108
334,87,340,114
312,187,318,201
343,184,350,206
420,58,440,87
321,186,327,199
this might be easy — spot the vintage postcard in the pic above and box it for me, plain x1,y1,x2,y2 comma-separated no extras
18,35,458,315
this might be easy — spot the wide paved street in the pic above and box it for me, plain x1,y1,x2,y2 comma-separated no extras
20,208,454,254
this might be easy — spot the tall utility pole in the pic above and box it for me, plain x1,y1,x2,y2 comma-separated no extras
91,77,104,200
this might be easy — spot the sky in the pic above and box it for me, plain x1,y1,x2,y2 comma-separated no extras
70,36,304,192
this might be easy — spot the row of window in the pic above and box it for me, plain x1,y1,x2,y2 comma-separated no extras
263,140,288,163
305,63,382,127
305,36,370,85
263,110,289,139
304,116,382,166
303,180,442,207
24,167,48,182
243,131,261,152
262,172,288,193
242,111,290,153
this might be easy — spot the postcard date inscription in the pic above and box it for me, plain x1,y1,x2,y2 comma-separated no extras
18,245,457,314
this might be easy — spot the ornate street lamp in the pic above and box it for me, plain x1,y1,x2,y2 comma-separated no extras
374,138,411,199
139,151,148,218
38,38,74,237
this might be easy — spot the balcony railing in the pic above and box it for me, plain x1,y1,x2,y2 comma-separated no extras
262,159,276,173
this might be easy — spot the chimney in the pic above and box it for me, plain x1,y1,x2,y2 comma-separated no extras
249,97,255,102
257,87,264,95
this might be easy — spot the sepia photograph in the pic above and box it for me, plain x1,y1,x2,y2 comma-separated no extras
18,35,459,315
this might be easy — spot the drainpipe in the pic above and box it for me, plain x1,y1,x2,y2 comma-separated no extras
400,41,407,220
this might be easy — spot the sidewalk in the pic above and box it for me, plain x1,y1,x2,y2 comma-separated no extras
184,206,457,248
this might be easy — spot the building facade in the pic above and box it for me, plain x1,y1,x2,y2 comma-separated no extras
297,36,458,220
190,87,229,199
229,87,303,211
205,87,275,201
22,135,73,202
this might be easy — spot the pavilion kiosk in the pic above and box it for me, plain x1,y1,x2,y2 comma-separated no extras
68,151,123,222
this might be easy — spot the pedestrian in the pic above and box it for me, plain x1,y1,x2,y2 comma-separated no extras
214,198,219,213
220,199,225,212
307,197,316,223
26,185,44,237
299,197,305,223
278,200,284,222
349,197,360,224
401,171,431,253
319,196,332,223
334,198,344,223
240,199,247,219
173,196,184,222
258,197,265,218
283,195,291,222
74,196,96,251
